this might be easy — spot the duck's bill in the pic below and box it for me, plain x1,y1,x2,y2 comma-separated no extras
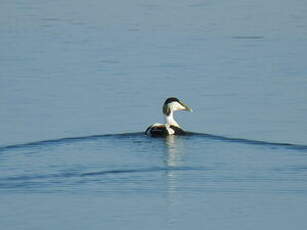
179,101,193,112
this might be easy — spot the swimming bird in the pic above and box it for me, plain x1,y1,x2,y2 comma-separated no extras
145,97,192,137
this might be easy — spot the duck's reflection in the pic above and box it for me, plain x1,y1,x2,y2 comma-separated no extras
164,135,185,167
163,135,187,224
163,135,187,195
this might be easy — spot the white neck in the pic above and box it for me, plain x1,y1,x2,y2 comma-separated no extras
165,111,180,127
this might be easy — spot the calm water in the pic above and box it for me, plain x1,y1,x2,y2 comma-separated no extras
1,0,307,229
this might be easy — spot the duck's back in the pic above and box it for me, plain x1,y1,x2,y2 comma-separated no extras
145,124,186,137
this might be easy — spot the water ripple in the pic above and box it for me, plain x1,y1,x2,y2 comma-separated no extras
0,166,207,182
1,132,306,153
0,166,209,191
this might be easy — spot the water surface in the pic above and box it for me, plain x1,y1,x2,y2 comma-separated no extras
1,0,307,229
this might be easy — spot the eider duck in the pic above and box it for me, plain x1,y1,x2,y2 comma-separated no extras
145,97,192,137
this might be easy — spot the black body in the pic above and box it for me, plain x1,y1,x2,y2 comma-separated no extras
145,125,186,137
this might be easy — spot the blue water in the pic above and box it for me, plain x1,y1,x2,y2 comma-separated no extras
1,133,307,229
1,0,307,229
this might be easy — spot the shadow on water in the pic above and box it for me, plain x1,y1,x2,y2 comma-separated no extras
1,131,307,153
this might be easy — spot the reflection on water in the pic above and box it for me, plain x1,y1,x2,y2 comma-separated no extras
164,135,183,196
164,135,185,167
163,135,186,225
